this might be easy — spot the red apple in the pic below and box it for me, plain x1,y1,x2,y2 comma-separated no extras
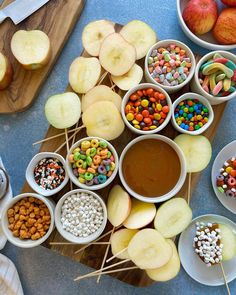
213,8,236,44
183,0,218,35
0,53,13,90
221,0,236,6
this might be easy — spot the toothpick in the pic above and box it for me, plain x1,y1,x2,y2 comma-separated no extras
32,125,85,146
74,258,130,281
106,247,128,263
220,262,231,295
98,71,108,85
187,172,192,205
97,226,115,283
50,242,110,246
74,225,122,254
54,127,83,153
65,128,73,191
75,266,138,282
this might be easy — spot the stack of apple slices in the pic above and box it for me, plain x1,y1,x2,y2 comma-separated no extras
106,185,193,282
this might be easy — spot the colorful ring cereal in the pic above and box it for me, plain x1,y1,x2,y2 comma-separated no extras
66,137,118,190
145,40,195,93
122,83,172,135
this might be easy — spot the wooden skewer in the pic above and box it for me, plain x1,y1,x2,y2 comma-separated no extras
74,258,130,281
32,125,85,146
106,247,128,263
110,84,116,90
187,172,192,205
220,262,231,295
50,242,111,246
54,127,83,153
75,266,138,282
98,71,108,85
64,128,73,191
97,226,115,283
74,225,122,254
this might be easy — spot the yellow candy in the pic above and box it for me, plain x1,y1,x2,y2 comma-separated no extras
81,140,91,150
198,122,203,127
204,117,208,122
226,166,233,174
126,113,134,121
72,147,80,154
134,124,140,129
132,120,139,125
110,162,116,171
156,104,162,111
79,177,86,184
197,115,202,120
223,78,231,91
209,73,216,92
90,139,99,148
149,125,157,130
154,113,161,120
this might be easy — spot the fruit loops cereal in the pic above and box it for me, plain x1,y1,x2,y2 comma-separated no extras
193,222,223,267
199,53,236,97
125,87,169,131
216,157,236,198
34,158,65,190
69,139,116,186
148,44,192,86
61,192,104,237
174,98,209,131
7,197,51,240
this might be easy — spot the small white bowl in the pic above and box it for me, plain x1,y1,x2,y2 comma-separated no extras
1,193,55,248
121,83,172,135
66,137,118,190
119,134,187,203
145,39,196,94
211,140,236,214
177,0,236,51
171,92,214,135
191,50,236,105
179,214,236,286
26,152,69,197
55,189,107,244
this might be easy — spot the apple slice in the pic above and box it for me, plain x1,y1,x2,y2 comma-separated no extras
82,101,125,140
11,30,51,70
154,198,192,238
82,20,115,56
111,64,143,90
127,228,173,269
99,33,136,76
219,224,236,261
0,53,13,90
69,56,101,94
45,92,81,129
123,199,156,229
120,20,157,60
146,239,180,282
81,85,122,112
107,185,131,227
110,228,138,260
174,134,212,173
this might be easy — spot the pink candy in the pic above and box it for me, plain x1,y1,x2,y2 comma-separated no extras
212,81,223,96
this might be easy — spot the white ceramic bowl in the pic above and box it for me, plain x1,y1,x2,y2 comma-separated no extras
119,134,187,203
55,189,107,244
145,39,196,94
177,0,236,51
1,193,55,248
211,140,236,214
66,137,118,190
179,214,236,286
191,50,236,105
26,152,69,197
171,92,214,135
121,83,172,135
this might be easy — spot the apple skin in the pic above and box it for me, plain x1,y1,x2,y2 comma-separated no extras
0,53,13,91
213,8,236,44
183,0,218,35
221,0,236,7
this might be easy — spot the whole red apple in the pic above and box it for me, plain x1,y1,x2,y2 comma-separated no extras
213,8,236,44
183,0,218,35
221,0,236,6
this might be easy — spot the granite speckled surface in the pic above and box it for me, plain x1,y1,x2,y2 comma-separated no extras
0,0,236,294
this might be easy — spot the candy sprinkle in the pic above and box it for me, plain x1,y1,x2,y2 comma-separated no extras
34,158,65,190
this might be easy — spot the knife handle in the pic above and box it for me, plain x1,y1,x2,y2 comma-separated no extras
0,11,7,24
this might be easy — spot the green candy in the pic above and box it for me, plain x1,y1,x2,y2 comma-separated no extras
183,113,187,117
86,156,92,166
79,173,85,178
84,172,94,181
203,108,208,113
82,161,87,169
107,151,112,158
225,60,236,71
90,147,97,157
99,141,108,148
195,125,200,130
228,86,236,93
148,57,153,65
200,60,213,71
80,154,86,160
218,186,224,193
73,152,80,161
189,107,194,113
215,73,226,83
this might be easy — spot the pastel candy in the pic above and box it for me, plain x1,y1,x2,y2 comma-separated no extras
228,86,236,93
223,78,231,91
209,73,216,92
215,73,226,82
213,58,228,64
200,60,213,71
202,63,234,78
212,80,223,96
225,60,236,71
213,53,224,59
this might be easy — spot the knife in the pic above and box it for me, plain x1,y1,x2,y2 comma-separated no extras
0,0,50,24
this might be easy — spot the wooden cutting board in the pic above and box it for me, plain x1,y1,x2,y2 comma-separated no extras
0,0,85,114
21,21,227,285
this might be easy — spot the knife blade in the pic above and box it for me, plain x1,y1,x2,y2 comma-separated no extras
0,0,50,24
